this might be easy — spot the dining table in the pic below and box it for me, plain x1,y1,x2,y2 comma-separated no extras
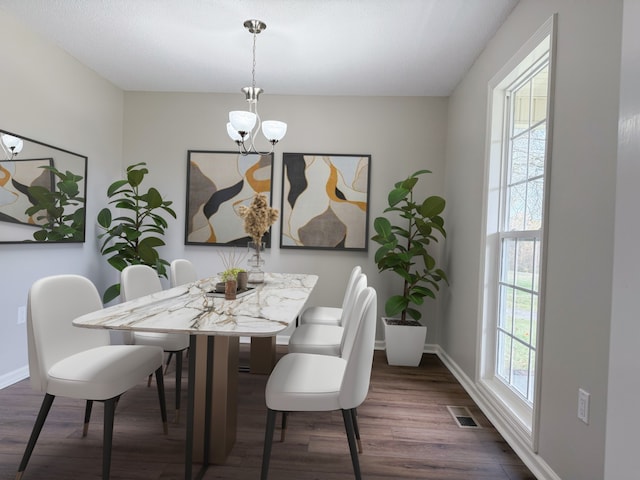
73,272,318,480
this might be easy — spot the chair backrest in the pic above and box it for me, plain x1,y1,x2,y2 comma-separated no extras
120,264,163,302
339,273,367,354
340,266,362,311
27,275,109,393
170,258,198,287
338,286,377,410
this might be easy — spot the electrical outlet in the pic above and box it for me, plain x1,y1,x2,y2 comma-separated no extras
17,306,26,325
578,388,590,424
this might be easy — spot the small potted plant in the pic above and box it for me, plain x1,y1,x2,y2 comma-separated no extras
371,169,448,366
219,249,248,299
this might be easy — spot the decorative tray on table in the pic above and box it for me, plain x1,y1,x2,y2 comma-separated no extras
206,284,257,299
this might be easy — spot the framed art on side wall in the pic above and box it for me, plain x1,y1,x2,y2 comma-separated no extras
185,150,274,246
281,153,371,251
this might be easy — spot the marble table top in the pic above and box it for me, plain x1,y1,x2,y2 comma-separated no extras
73,272,318,337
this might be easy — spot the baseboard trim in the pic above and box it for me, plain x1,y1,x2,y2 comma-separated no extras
436,346,561,480
0,366,29,389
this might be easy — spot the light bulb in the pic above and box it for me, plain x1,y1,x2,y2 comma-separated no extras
2,134,23,154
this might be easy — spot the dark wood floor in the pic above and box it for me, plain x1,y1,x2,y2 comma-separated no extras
0,347,535,479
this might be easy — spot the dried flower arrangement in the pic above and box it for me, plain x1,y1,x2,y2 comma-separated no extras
238,193,279,245
237,193,279,283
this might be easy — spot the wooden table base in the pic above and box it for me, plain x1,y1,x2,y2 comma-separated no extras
190,335,239,466
250,336,277,374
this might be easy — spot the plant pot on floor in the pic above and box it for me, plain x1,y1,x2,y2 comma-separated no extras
383,317,427,367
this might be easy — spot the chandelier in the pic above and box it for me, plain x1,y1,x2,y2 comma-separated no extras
1,133,23,160
226,20,287,155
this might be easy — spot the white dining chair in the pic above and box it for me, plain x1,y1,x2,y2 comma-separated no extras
170,258,198,287
261,286,377,480
288,273,367,356
120,265,189,421
298,265,362,326
16,274,167,480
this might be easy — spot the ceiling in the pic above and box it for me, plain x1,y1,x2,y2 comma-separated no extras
0,0,519,97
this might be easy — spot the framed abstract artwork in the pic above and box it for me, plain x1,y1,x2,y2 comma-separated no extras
185,150,274,246
1,129,88,244
281,153,371,251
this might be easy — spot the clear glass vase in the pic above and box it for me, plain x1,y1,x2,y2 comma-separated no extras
247,241,265,284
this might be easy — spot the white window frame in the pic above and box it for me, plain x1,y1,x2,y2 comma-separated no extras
477,15,556,450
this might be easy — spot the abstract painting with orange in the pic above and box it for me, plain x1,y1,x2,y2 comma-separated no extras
281,153,370,251
185,150,274,246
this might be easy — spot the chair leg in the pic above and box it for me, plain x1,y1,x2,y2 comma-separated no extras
342,409,362,480
164,351,174,374
280,411,288,442
174,350,182,423
154,366,168,434
102,397,117,480
83,400,93,437
147,373,152,387
261,408,277,480
16,394,55,480
350,408,362,453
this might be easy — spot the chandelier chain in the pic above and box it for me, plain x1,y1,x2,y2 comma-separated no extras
252,32,257,90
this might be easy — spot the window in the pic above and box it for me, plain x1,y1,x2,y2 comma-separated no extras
497,62,548,404
481,17,555,442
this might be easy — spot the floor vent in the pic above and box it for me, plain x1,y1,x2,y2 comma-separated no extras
446,406,481,429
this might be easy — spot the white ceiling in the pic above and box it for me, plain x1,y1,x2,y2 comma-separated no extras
0,0,519,96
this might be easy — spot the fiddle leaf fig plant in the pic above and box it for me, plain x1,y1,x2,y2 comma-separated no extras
371,169,448,323
25,165,85,241
97,163,176,303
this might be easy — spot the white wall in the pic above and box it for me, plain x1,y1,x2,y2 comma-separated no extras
444,1,622,479
122,92,449,340
0,9,124,387
0,5,450,386
605,1,640,477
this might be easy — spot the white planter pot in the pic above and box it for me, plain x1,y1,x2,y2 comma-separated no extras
383,317,427,367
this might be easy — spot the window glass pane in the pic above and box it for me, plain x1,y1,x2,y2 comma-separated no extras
499,285,514,333
515,238,535,289
507,183,527,231
497,332,512,382
510,133,529,184
514,292,532,344
529,123,546,178
525,178,544,230
531,66,548,123
511,340,530,398
513,81,531,135
501,238,516,284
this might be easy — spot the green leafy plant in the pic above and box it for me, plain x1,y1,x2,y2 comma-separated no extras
97,163,176,303
371,169,448,323
220,267,245,282
219,248,247,282
25,166,85,241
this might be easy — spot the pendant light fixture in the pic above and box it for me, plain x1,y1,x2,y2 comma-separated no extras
227,20,287,155
1,133,23,160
